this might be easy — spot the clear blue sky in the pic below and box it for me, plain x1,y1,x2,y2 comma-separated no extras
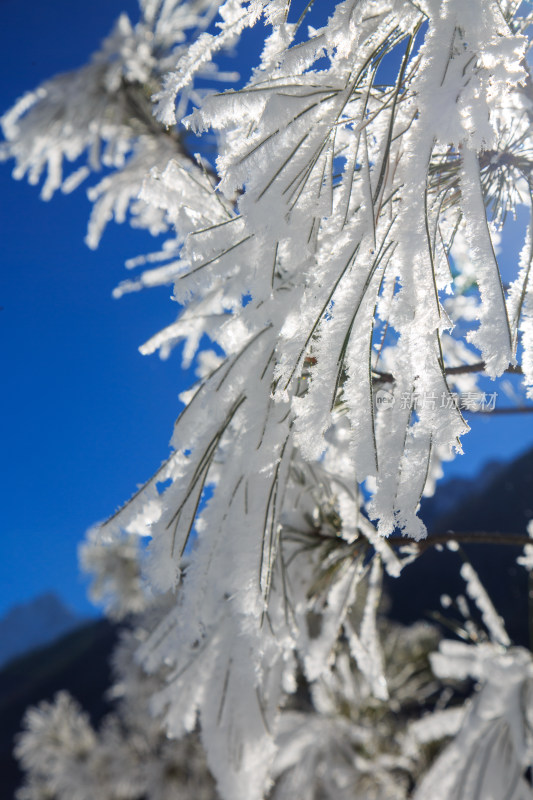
1,0,532,619
0,0,195,618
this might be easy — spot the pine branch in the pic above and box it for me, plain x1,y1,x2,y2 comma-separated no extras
388,531,532,551
373,361,524,383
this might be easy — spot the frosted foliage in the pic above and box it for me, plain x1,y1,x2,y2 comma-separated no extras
130,460,412,800
517,520,533,571
143,0,531,542
15,615,220,800
0,0,223,246
459,561,510,647
271,620,442,800
5,1,533,799
80,530,149,619
414,643,533,800
87,8,533,793
15,567,447,800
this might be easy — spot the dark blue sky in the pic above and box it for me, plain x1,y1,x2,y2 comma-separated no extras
1,0,532,619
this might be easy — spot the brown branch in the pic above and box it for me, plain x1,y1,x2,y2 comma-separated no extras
463,405,533,415
373,361,523,383
388,531,532,552
286,528,532,555
445,362,523,376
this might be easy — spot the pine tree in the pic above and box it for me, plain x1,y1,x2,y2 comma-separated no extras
4,1,533,798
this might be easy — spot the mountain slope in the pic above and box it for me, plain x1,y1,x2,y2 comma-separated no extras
0,618,119,799
0,593,83,668
387,445,533,646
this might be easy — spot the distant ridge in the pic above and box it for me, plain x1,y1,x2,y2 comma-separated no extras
0,617,118,799
387,445,533,646
0,592,83,668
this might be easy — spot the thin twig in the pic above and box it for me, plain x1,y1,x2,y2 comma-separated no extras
388,531,532,552
373,361,523,383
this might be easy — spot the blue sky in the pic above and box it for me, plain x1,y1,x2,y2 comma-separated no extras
1,0,533,619
0,0,193,618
